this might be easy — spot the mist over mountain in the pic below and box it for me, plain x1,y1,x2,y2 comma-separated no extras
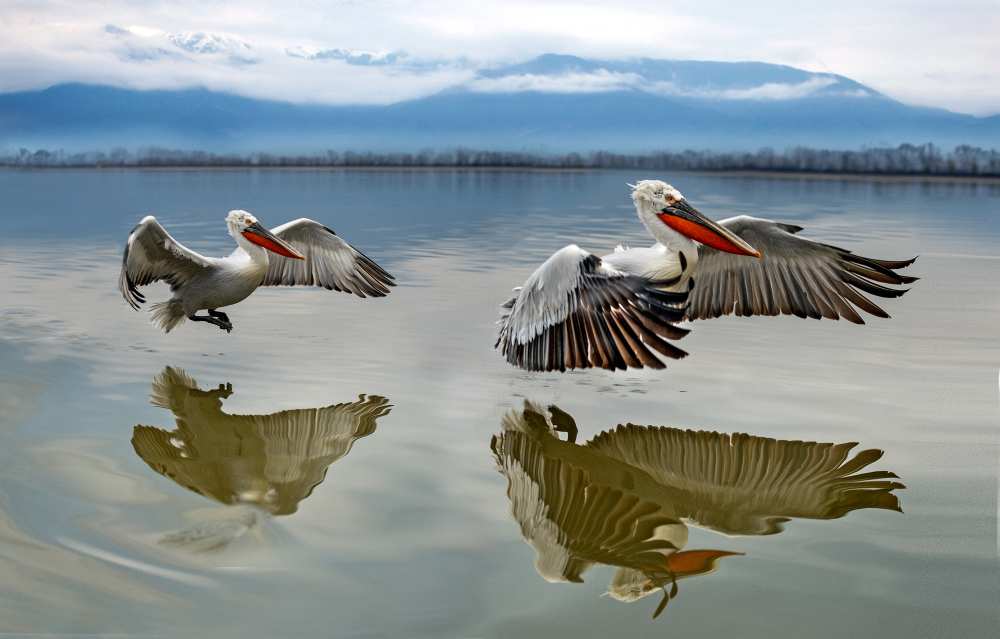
2,54,997,153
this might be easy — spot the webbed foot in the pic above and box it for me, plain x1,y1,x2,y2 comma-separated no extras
189,313,234,333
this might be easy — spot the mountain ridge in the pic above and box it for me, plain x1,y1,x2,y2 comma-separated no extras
2,55,997,152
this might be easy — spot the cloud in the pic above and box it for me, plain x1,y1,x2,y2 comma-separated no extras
286,47,407,66
467,70,641,94
651,76,872,101
100,24,184,63
708,76,839,100
467,70,862,102
0,18,473,104
0,1,996,114
103,24,130,36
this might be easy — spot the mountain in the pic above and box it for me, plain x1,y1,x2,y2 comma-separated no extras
1,54,997,152
475,54,872,94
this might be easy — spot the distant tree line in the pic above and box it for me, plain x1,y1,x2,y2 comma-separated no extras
2,143,998,176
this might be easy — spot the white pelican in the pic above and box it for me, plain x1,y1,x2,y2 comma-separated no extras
119,210,394,333
132,366,390,551
496,180,918,371
492,401,903,617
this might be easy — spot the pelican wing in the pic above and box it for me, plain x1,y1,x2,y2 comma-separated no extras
148,366,201,413
133,369,391,515
240,393,390,470
687,216,917,323
119,216,214,310
260,218,394,297
586,424,904,535
496,245,690,372
492,426,683,583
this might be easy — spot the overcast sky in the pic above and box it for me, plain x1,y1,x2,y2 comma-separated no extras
2,0,997,115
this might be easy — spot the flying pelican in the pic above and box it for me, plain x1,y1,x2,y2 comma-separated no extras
119,210,395,333
496,180,918,371
491,401,903,617
131,366,390,551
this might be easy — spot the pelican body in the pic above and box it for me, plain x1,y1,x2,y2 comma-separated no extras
492,401,903,617
496,180,917,371
119,210,394,333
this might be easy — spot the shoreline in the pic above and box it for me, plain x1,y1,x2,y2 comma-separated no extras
2,165,999,183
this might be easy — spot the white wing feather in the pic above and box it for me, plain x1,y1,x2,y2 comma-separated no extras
119,216,213,310
496,245,690,372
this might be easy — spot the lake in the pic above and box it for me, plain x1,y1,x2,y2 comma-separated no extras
0,168,997,638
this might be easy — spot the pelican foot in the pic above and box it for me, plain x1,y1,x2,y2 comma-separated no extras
188,314,234,333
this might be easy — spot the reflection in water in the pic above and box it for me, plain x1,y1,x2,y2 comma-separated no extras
131,367,390,551
492,402,904,618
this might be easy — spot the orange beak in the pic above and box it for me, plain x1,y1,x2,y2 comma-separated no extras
665,549,744,578
658,200,761,257
242,222,305,259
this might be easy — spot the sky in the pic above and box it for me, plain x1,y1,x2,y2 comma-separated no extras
1,0,998,115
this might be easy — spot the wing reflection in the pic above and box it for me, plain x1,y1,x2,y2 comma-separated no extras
131,366,390,551
491,401,904,618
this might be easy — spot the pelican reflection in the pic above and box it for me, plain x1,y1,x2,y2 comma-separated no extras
131,366,390,551
491,402,904,618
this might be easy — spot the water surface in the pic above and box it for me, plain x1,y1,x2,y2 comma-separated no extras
0,168,997,637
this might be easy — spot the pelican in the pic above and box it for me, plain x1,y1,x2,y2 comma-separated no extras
491,401,903,617
119,210,395,333
496,180,918,371
131,366,390,551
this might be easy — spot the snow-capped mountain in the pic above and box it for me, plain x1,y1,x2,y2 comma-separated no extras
104,25,257,65
168,31,253,57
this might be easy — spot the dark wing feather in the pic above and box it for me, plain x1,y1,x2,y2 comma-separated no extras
687,216,917,323
496,245,690,372
261,218,394,297
118,216,213,310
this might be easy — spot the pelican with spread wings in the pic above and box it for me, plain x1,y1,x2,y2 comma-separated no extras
492,401,903,618
496,180,917,371
131,366,390,551
119,210,394,333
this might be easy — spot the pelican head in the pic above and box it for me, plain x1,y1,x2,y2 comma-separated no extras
226,210,305,260
629,180,760,258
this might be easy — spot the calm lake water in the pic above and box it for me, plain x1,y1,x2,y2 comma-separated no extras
0,168,997,638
